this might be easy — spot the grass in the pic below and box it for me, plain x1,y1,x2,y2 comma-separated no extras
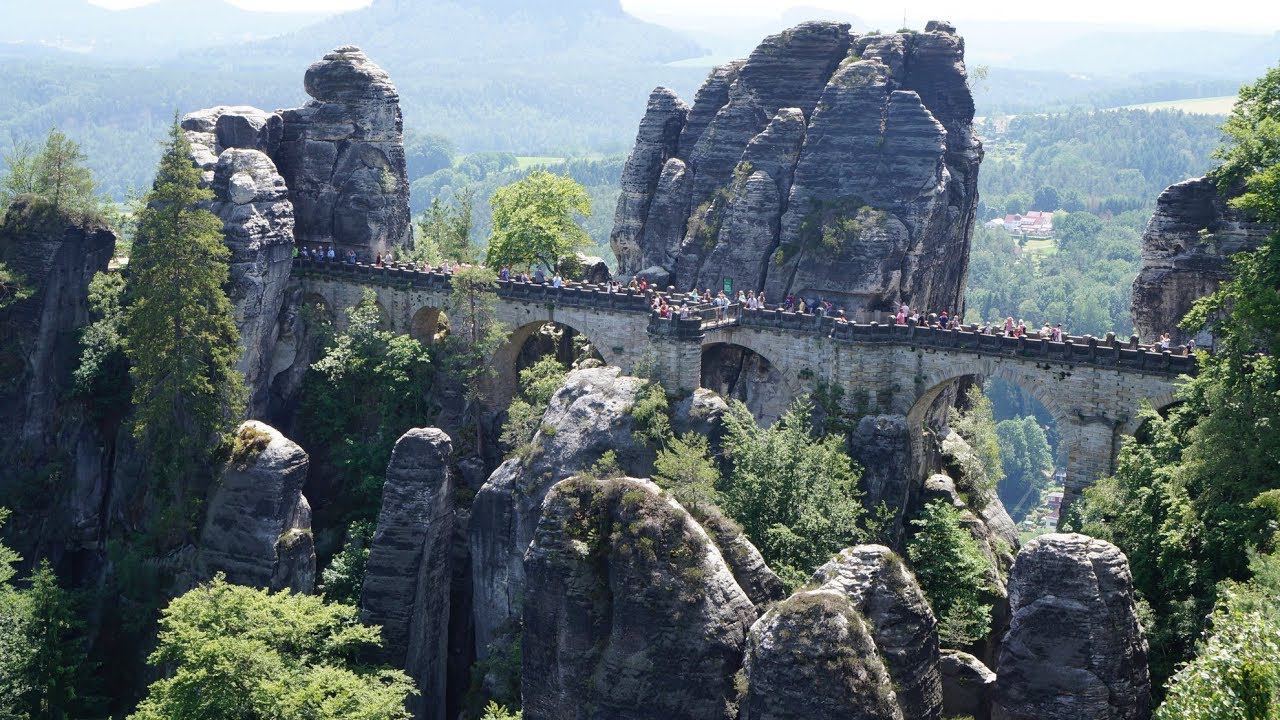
1118,95,1237,115
1021,237,1058,257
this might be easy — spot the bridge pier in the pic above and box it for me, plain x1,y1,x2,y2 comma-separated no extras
1059,414,1122,520
645,315,704,395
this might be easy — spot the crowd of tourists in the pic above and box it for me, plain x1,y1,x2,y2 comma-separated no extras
298,246,1189,351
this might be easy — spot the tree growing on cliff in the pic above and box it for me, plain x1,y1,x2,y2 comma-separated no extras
414,189,475,264
442,265,507,456
907,500,995,648
484,171,591,271
1077,63,1280,692
122,122,244,501
129,575,414,720
720,397,869,588
0,130,99,216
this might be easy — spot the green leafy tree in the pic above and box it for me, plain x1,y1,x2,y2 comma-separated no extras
1077,64,1280,692
0,262,32,311
301,288,435,525
412,190,475,265
18,562,88,720
129,575,414,720
1054,211,1104,250
947,385,1004,492
719,396,868,588
319,522,375,605
0,509,31,720
0,141,39,213
479,702,522,720
1033,185,1060,211
995,417,1054,521
441,265,507,457
652,431,722,511
1156,553,1280,720
499,355,567,454
1004,192,1031,215
122,122,244,497
907,500,995,647
32,130,97,214
72,271,130,420
484,171,591,270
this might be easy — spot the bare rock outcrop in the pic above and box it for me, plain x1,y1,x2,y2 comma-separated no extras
0,199,115,554
848,414,914,544
207,148,296,418
275,45,411,258
469,367,656,656
611,21,981,318
939,649,995,720
1131,175,1271,344
811,545,943,720
195,421,314,593
360,428,454,720
522,476,757,720
993,533,1151,720
741,589,904,720
611,87,689,273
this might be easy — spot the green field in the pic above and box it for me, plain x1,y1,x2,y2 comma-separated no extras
514,155,567,170
1118,95,1237,115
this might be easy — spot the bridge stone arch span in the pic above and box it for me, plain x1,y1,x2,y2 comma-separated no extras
291,259,1191,514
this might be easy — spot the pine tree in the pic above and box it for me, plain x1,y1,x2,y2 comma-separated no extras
122,122,244,496
442,265,507,457
20,562,87,720
34,130,96,214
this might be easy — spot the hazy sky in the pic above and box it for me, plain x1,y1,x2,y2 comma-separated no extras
85,0,1280,32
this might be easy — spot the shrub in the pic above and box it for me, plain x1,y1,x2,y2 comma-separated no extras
907,500,994,647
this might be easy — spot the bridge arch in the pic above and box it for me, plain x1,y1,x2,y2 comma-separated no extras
699,338,797,424
490,318,608,407
410,306,449,345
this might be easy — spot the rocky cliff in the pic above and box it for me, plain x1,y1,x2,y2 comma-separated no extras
361,428,455,720
180,45,411,418
0,199,116,559
194,421,315,593
1131,175,1271,344
611,20,981,316
523,476,757,720
993,533,1151,720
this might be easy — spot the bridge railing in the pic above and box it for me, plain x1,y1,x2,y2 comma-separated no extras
293,257,653,313
733,307,1197,376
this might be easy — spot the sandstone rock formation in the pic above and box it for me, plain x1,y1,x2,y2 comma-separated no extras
691,504,787,608
849,414,914,544
196,421,315,593
742,589,905,720
993,533,1151,720
181,45,412,417
611,20,981,317
276,45,412,259
1131,175,1271,344
0,198,116,554
522,476,757,720
360,428,454,720
939,649,995,720
469,367,656,656
207,148,296,418
810,545,943,720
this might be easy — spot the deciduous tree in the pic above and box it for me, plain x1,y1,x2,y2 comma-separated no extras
484,171,591,271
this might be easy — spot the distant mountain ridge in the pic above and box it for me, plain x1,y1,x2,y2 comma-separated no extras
0,0,327,59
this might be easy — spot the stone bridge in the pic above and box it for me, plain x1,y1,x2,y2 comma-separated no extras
293,258,1193,509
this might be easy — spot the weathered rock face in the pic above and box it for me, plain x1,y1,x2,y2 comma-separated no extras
811,545,943,720
849,414,914,544
939,649,995,720
993,533,1151,720
207,148,296,418
1131,175,1271,344
195,421,314,593
360,428,454,720
523,476,757,720
612,21,981,318
691,503,787,608
0,199,116,555
276,45,411,259
469,367,656,656
742,589,905,720
611,88,690,274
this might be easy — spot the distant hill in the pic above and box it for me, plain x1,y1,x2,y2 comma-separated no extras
0,0,707,197
0,0,328,59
